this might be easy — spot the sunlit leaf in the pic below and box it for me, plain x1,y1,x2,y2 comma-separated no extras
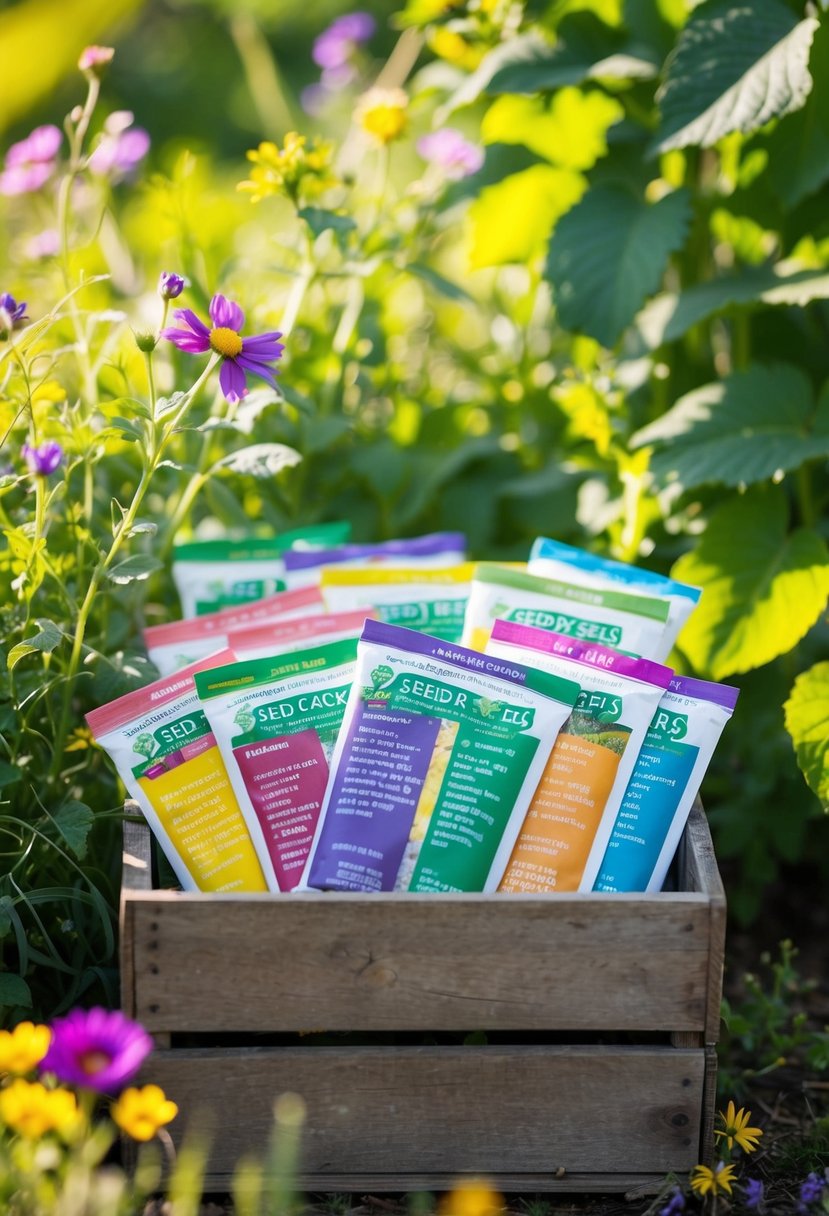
653,0,819,152
546,185,691,346
107,555,164,584
469,164,586,268
8,620,63,669
214,443,302,478
482,88,624,171
672,487,829,680
784,662,829,810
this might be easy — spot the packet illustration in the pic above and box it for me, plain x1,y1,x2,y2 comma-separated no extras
86,651,267,893
485,620,672,893
300,620,580,893
320,564,474,643
282,532,467,589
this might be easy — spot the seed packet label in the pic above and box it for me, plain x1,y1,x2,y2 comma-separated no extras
463,564,672,662
301,620,580,893
284,532,467,589
86,653,268,894
195,639,358,891
320,565,473,644
594,675,738,892
486,620,672,893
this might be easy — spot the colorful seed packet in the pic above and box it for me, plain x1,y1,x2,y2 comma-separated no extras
282,532,467,589
320,564,474,643
228,608,376,659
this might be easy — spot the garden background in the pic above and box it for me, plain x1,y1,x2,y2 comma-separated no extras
0,0,828,1206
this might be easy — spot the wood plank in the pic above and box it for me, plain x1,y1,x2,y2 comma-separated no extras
127,891,710,1033
680,803,727,1045
201,1172,666,1194
147,1045,703,1180
122,802,153,892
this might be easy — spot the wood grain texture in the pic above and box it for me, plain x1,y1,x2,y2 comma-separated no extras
679,803,727,1044
147,1044,704,1181
201,1173,667,1195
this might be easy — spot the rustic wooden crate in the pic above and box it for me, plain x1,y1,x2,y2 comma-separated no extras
120,800,725,1195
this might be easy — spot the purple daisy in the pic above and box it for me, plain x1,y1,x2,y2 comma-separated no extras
0,124,62,196
22,440,63,476
0,293,28,338
312,11,376,70
158,271,185,300
161,293,285,405
40,1007,153,1094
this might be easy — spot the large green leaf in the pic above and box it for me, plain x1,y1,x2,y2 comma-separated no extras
653,0,818,153
545,185,691,346
469,165,587,269
53,801,95,861
764,21,829,208
7,619,63,669
784,661,829,810
672,488,829,680
633,363,829,491
481,88,624,171
0,973,32,1009
633,263,829,349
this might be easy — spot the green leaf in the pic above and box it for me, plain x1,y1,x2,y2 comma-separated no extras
7,619,63,669
154,391,187,421
107,554,164,584
764,21,829,208
407,263,474,303
482,88,624,171
298,207,356,244
633,363,829,491
545,185,692,346
784,661,829,810
214,443,302,479
54,800,95,860
469,164,587,269
106,416,143,442
672,487,829,680
653,0,819,153
633,263,829,349
0,760,22,788
0,896,12,939
0,972,32,1009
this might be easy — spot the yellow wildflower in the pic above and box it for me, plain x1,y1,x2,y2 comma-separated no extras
715,1100,764,1154
690,1161,737,1198
438,1180,504,1216
0,1078,79,1139
238,132,335,203
428,27,483,70
111,1084,178,1141
65,726,96,753
0,1021,52,1075
355,88,408,145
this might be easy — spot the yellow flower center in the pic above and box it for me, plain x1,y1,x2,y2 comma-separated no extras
209,327,243,358
79,1049,111,1075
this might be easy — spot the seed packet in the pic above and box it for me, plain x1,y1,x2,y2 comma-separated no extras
528,536,701,655
144,586,325,677
283,532,467,589
485,620,673,893
462,563,673,661
228,608,376,660
194,639,358,892
593,675,738,893
320,565,475,643
86,652,268,893
300,620,580,894
172,521,351,616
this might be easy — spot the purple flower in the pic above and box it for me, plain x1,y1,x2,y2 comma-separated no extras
79,45,114,73
161,293,285,405
312,11,375,69
22,441,63,475
743,1178,764,1210
799,1172,826,1212
25,229,60,260
88,112,150,181
0,293,28,338
40,1007,153,1093
417,128,485,180
0,125,62,196
659,1186,686,1216
159,271,185,300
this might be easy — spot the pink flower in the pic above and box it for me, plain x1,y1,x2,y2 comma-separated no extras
417,128,484,180
88,112,150,182
0,125,62,196
40,1008,153,1094
79,45,114,73
161,293,285,404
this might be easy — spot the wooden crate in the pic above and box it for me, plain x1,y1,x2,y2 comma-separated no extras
120,801,725,1195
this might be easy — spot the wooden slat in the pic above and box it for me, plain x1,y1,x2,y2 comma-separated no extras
127,890,710,1033
202,1173,666,1195
148,1045,703,1181
680,803,727,1045
120,803,153,1020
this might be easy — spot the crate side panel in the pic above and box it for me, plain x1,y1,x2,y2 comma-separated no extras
148,1045,703,1179
127,895,710,1033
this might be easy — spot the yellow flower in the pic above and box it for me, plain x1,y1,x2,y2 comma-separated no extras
65,726,96,753
111,1084,178,1141
690,1162,737,1198
355,88,409,145
0,1078,79,1139
715,1100,764,1153
238,132,335,203
0,1021,52,1075
438,1181,504,1216
428,27,483,70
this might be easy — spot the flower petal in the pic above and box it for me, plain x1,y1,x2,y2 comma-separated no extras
209,294,245,332
170,308,210,339
160,326,211,354
219,358,248,403
237,355,279,386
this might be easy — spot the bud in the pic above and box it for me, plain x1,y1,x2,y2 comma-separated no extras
158,271,185,301
0,293,27,341
79,45,114,75
134,330,158,353
22,441,63,476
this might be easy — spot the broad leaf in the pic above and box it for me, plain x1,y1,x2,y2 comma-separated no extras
482,88,624,171
784,661,829,810
0,761,22,788
469,165,586,269
765,21,829,208
672,487,829,680
633,363,829,490
54,800,95,860
545,185,691,346
215,443,301,479
0,972,32,1008
107,554,164,585
8,619,63,669
653,0,818,153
